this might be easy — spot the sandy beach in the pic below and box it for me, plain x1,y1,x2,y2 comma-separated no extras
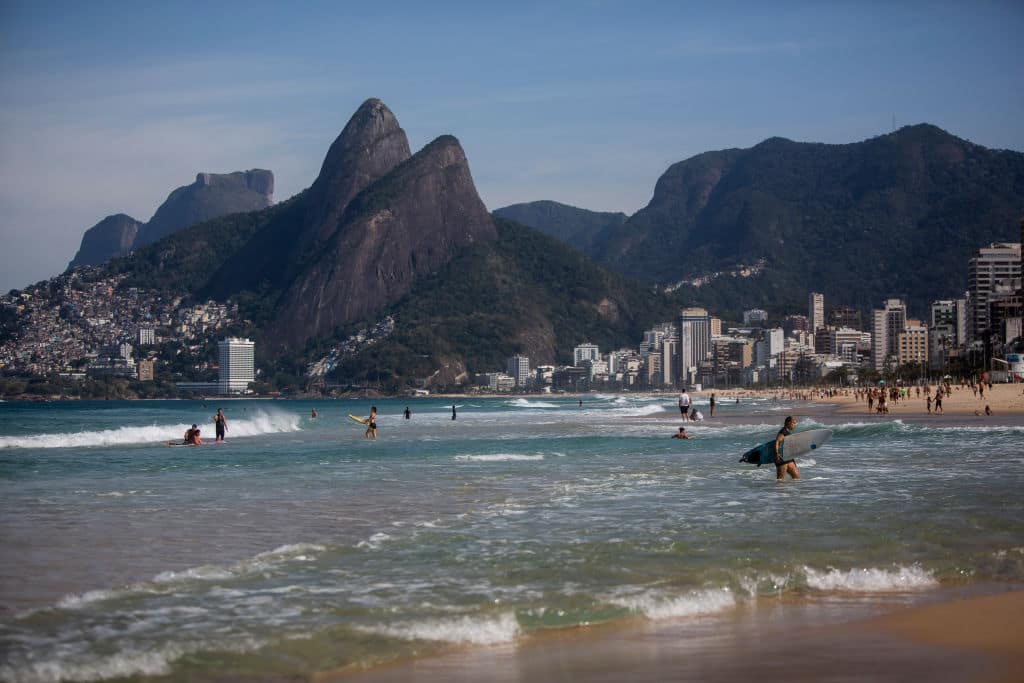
319,588,1024,683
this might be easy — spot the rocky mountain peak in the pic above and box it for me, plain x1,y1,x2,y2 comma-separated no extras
67,214,143,269
305,98,412,243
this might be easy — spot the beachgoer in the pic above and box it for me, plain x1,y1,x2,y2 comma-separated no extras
985,404,992,416
452,405,457,421
671,427,693,440
404,406,411,419
365,406,377,440
774,416,800,481
689,408,704,422
926,395,932,413
185,425,202,446
678,389,691,419
709,393,716,417
213,408,227,442
311,408,318,418
578,399,583,407
934,392,943,414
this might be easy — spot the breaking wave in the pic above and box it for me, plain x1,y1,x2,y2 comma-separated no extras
0,410,301,449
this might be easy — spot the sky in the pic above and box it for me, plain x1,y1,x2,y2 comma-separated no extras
1,0,1022,291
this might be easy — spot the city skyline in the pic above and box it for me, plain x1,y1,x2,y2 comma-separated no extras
2,1,1024,291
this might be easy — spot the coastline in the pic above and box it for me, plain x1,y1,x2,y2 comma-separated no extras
318,587,1024,683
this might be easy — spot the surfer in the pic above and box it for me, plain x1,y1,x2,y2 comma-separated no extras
365,406,377,440
774,416,800,480
213,408,227,442
671,427,693,440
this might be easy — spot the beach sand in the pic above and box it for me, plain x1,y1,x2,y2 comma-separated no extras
316,588,1024,683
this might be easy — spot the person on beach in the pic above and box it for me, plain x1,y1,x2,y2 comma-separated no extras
926,395,932,413
404,406,411,419
213,408,227,442
689,407,704,422
774,416,800,481
311,408,318,418
678,389,691,419
709,393,716,417
365,406,377,440
934,391,944,414
985,404,992,416
671,427,693,439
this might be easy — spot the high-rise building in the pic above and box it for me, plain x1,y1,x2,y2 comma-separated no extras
218,337,255,395
710,317,722,337
872,299,907,370
809,292,825,332
783,315,809,337
898,324,929,366
505,355,530,387
678,308,711,387
573,343,600,367
968,242,1021,341
137,328,155,346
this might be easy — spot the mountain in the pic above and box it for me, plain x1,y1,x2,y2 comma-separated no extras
134,170,274,247
67,170,274,269
111,99,497,354
268,135,496,349
591,124,1024,313
68,214,143,268
493,200,627,253
328,216,681,389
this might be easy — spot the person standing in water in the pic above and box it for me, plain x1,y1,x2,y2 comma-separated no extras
452,405,457,420
365,406,377,440
213,408,227,443
709,393,716,417
774,416,800,481
404,406,411,420
678,389,691,420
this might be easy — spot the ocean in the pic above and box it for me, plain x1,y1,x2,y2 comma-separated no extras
1,396,1022,682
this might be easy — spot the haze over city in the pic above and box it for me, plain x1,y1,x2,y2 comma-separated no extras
1,0,1022,291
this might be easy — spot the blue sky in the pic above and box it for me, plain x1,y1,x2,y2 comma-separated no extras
1,0,1022,290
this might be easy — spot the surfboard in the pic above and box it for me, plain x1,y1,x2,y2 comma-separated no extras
346,413,369,425
739,428,832,466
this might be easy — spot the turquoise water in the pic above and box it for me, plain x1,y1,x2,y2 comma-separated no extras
1,396,1022,681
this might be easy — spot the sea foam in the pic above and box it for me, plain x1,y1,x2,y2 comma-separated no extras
609,587,736,620
363,612,521,644
803,565,938,592
0,409,301,449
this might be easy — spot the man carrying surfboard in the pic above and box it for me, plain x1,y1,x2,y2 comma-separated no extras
775,416,800,480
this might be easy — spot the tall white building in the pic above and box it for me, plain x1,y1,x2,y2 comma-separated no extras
872,299,907,370
678,307,711,387
808,292,825,332
218,337,255,395
573,343,600,367
968,242,1021,341
505,355,530,387
137,328,155,346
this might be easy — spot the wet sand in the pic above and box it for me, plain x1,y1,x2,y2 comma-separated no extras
317,588,1024,683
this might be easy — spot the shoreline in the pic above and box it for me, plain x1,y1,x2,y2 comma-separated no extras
319,586,1024,683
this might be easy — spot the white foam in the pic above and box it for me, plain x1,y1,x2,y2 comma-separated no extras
803,565,938,592
507,399,559,408
364,612,520,644
0,409,302,449
609,588,736,620
454,453,544,462
357,532,392,550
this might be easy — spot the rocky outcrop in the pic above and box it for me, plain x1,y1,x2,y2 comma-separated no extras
68,214,143,268
206,100,412,296
270,135,496,348
134,169,273,247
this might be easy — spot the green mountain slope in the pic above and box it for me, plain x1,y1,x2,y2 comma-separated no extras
329,217,682,389
493,200,627,254
595,124,1024,313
